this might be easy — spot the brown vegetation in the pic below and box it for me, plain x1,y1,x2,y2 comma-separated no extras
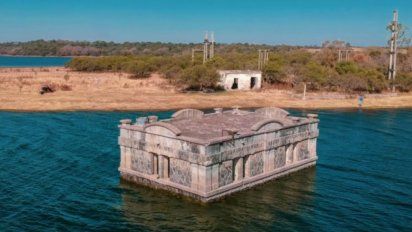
1,67,411,111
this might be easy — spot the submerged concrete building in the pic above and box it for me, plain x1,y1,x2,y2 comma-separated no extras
118,107,319,202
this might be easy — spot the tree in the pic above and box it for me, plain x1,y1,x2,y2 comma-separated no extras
178,65,220,90
263,61,285,84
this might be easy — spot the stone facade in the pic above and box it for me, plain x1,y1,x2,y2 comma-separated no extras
118,107,319,202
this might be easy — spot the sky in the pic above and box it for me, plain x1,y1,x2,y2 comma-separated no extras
0,0,411,46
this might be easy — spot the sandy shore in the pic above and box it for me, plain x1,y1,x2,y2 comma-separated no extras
1,67,411,112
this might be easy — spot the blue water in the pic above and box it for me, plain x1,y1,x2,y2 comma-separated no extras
0,56,71,67
0,110,411,231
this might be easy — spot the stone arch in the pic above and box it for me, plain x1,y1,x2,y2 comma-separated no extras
255,107,290,118
172,109,204,120
293,141,310,161
144,122,182,137
251,119,284,132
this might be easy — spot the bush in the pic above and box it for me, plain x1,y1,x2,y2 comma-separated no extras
335,61,358,75
124,60,152,78
395,73,412,92
178,65,220,90
263,61,285,84
59,84,72,91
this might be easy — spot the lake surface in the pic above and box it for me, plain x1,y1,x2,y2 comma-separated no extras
0,109,411,231
0,56,71,67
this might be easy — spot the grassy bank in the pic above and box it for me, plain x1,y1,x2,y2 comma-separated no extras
1,67,411,112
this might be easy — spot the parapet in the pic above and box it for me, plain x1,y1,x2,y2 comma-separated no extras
119,107,318,145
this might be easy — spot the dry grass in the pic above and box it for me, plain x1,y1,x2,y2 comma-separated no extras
1,67,412,111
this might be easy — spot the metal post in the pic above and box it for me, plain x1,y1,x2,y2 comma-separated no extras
388,10,399,92
210,32,215,59
203,32,209,64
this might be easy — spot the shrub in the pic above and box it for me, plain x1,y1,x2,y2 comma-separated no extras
59,84,72,91
263,61,285,84
178,65,220,90
395,72,412,92
335,61,358,75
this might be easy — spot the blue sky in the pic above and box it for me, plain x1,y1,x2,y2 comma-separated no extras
0,0,411,46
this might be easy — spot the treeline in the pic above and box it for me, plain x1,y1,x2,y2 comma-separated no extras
0,39,301,57
263,48,412,92
67,47,412,92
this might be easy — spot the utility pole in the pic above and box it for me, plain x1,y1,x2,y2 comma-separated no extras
388,10,399,92
210,32,215,59
258,49,269,70
203,32,209,64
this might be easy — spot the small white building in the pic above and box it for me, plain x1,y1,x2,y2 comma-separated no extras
218,70,262,91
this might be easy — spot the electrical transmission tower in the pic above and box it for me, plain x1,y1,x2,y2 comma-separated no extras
338,49,351,62
192,31,215,64
388,10,399,92
258,49,269,70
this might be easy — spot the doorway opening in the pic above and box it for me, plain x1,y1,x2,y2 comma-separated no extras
231,78,239,89
250,77,256,89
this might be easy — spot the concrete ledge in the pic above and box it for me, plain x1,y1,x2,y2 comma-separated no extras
119,157,317,202
251,119,284,131
144,122,182,136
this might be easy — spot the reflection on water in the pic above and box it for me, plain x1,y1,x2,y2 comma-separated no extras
120,167,316,231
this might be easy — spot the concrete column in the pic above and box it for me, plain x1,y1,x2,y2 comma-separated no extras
264,150,275,173
124,147,132,169
198,165,212,192
158,155,164,178
163,157,169,178
211,164,219,190
293,142,300,162
191,163,199,190
244,155,251,178
120,146,126,169
308,138,317,158
234,157,244,181
286,144,294,165
153,154,158,176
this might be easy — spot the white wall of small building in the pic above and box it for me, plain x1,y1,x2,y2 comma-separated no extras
218,71,262,91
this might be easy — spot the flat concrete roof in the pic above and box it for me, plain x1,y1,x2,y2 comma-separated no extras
120,108,317,145
167,109,298,141
218,70,262,75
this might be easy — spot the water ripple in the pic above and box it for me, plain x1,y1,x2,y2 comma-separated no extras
0,110,411,231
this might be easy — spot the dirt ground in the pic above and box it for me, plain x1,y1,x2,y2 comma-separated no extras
1,67,411,112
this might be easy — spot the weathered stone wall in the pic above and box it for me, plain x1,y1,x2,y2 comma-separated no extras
119,129,206,164
131,150,153,175
169,158,192,187
273,146,286,169
219,161,233,187
294,140,310,161
249,152,264,177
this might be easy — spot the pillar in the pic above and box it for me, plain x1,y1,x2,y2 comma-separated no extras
264,150,275,173
198,165,212,192
244,155,251,178
153,154,158,176
211,164,219,190
191,163,199,190
286,144,294,165
234,157,244,181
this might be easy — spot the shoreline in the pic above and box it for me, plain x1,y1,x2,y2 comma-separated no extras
1,106,411,113
1,67,412,112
